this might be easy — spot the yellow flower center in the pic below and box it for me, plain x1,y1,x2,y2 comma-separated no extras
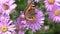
1,26,8,32
54,10,60,16
48,0,54,4
3,4,9,10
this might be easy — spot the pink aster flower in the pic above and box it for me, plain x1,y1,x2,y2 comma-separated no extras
44,0,60,11
0,0,9,4
18,31,24,34
48,5,60,22
12,31,16,34
0,13,10,22
0,0,17,14
34,0,40,3
44,26,49,30
25,7,44,32
0,20,16,34
14,11,26,34
0,8,10,14
28,0,39,3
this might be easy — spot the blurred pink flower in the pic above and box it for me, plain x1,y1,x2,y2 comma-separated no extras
12,31,16,34
44,0,60,11
44,26,49,30
0,0,17,14
0,20,16,34
28,0,39,3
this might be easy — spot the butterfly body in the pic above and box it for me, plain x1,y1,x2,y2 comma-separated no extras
25,3,36,22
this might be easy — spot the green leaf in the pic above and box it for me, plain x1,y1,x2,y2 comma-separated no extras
28,30,33,34
15,0,28,11
25,29,33,34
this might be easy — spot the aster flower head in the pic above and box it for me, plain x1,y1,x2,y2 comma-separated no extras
14,11,26,34
12,31,16,34
44,26,49,30
0,8,10,14
0,0,9,4
48,5,60,22
0,20,16,34
14,11,26,25
25,6,44,32
34,0,40,3
0,0,17,14
28,0,40,3
0,13,10,22
44,0,60,11
18,31,24,34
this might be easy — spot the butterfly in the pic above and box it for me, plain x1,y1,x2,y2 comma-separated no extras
25,3,36,22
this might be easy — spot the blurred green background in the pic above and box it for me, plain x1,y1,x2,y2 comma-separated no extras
10,0,60,34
